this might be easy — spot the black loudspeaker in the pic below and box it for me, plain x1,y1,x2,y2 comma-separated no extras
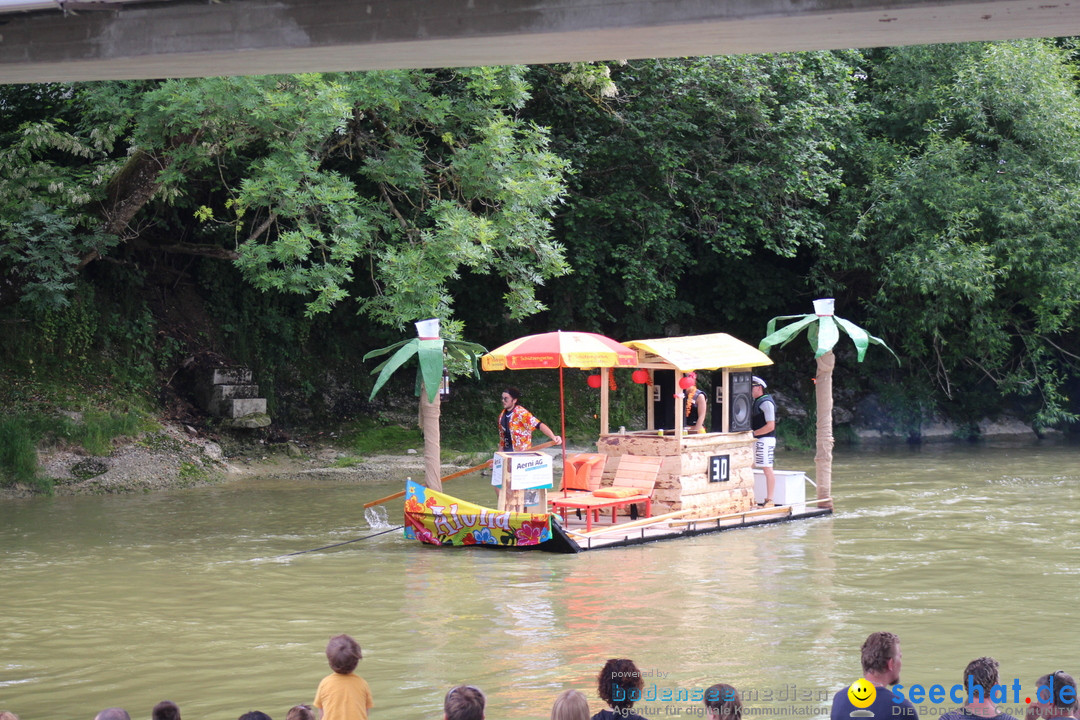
652,369,676,430
728,371,753,432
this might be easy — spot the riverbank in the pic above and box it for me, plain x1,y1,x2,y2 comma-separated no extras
3,421,458,500
4,408,1061,501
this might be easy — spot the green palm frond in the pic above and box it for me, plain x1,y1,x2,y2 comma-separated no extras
365,334,487,402
368,339,423,400
361,339,411,362
759,301,898,365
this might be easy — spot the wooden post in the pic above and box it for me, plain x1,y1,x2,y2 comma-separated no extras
815,351,835,510
674,372,686,451
645,369,655,431
721,369,731,433
419,384,443,492
600,367,610,436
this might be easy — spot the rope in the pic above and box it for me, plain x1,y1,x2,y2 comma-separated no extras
280,525,404,557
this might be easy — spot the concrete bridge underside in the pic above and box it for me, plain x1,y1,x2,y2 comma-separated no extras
2,0,1080,83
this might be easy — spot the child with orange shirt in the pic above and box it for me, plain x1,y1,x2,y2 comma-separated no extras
313,634,373,720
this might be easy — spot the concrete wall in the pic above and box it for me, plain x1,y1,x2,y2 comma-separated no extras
4,0,1080,83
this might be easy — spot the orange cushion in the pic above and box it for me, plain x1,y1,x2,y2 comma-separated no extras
592,487,641,498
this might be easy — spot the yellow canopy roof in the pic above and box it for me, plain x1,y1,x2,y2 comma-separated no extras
622,333,774,372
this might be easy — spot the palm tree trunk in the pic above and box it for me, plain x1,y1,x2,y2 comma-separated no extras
815,351,835,509
419,386,443,492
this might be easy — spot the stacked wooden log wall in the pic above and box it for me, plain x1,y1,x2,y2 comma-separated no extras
597,432,756,517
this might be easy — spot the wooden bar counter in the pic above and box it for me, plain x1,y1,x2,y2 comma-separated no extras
596,429,756,518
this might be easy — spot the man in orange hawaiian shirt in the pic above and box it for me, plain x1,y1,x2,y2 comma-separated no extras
498,387,560,452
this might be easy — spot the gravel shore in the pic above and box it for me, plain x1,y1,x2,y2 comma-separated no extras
4,422,444,500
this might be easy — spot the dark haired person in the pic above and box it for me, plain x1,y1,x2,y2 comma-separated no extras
152,701,181,720
444,685,485,720
497,387,560,452
751,376,777,507
238,714,272,720
1028,671,1077,720
704,683,741,720
593,658,647,720
830,631,917,720
313,633,373,720
939,657,1017,720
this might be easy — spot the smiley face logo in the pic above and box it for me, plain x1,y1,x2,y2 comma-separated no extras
847,678,876,709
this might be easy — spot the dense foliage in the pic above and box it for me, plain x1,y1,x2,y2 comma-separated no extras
3,40,1080,457
528,54,860,336
1,70,569,332
816,41,1080,428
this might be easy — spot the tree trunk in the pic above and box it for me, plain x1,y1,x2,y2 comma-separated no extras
81,134,198,268
418,386,443,492
815,351,835,509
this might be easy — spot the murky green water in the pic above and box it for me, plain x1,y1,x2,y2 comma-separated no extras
2,441,1079,720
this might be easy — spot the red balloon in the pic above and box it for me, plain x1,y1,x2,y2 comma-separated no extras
631,369,650,384
586,374,602,388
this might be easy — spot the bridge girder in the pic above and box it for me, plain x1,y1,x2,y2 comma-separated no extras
1,0,1079,83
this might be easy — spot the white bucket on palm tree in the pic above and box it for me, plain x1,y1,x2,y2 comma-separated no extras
813,298,835,316
415,318,440,338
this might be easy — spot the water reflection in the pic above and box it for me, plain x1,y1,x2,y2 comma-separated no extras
1,442,1079,719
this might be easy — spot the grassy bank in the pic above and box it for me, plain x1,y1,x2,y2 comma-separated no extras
0,390,154,494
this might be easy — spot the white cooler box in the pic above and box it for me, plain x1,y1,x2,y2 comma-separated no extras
752,469,808,513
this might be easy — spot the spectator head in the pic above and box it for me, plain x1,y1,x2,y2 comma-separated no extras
285,706,316,720
1036,671,1078,716
444,685,486,720
704,684,742,720
0,711,20,720
326,634,363,675
152,701,181,720
598,658,644,711
237,713,272,720
963,658,1000,703
95,709,131,720
861,632,902,681
551,690,590,720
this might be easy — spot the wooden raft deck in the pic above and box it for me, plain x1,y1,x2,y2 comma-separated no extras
557,498,833,551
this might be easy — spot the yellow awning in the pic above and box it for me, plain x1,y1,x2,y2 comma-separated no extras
622,333,774,372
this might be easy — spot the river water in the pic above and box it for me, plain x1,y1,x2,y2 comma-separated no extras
2,441,1079,720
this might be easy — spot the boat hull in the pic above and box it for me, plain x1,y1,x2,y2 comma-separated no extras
403,480,581,554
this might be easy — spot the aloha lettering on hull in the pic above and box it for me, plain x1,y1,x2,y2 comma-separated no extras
403,480,553,547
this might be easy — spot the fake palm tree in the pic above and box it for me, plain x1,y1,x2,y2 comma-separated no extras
364,319,485,491
758,299,897,509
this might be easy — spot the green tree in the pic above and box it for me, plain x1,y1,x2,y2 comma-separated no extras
815,41,1080,429
526,53,861,335
0,70,570,333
